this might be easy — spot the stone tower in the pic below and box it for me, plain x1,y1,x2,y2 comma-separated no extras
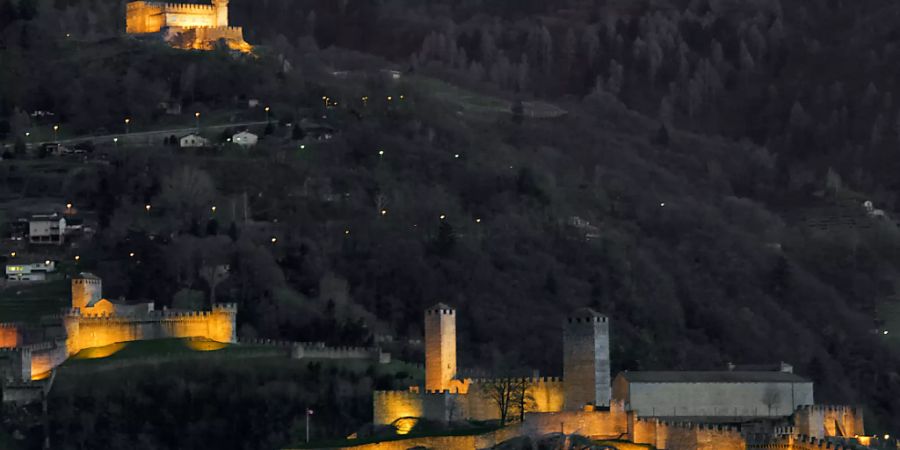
425,303,457,391
213,0,229,27
563,308,610,410
71,273,102,310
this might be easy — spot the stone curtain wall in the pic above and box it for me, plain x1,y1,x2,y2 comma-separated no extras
373,391,424,426
793,405,864,440
27,339,68,379
520,407,629,440
626,381,814,417
751,435,860,450
631,417,746,450
465,377,566,420
63,304,237,355
0,323,21,348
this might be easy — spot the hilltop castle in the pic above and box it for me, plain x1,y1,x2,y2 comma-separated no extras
126,0,251,52
0,273,236,385
369,304,866,450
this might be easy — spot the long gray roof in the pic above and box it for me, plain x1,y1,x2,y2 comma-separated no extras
618,371,811,384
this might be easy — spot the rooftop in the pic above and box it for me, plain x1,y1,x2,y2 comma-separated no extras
618,370,811,384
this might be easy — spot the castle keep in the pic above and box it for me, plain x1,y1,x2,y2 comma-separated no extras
370,304,866,450
126,0,251,52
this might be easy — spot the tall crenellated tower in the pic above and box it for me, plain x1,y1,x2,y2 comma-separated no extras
563,308,610,410
212,0,229,27
425,303,457,391
71,273,102,310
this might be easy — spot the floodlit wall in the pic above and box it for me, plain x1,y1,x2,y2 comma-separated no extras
62,303,237,355
27,340,68,380
373,391,424,426
631,418,746,450
465,377,565,420
793,405,864,440
752,435,859,450
0,323,21,348
623,381,814,417
520,405,629,439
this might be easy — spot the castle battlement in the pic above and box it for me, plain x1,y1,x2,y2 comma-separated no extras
795,405,860,413
374,390,422,399
467,376,563,385
126,0,250,52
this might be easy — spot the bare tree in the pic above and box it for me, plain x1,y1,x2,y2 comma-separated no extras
199,264,229,306
480,377,528,426
763,385,782,416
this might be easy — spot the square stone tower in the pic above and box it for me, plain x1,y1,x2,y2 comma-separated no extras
425,303,457,391
213,0,229,27
71,273,103,310
563,308,610,410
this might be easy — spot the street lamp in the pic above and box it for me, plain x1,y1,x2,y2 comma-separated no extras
145,204,151,212
74,255,80,261
195,112,201,130
211,206,217,213
9,252,15,258
125,118,131,134
271,237,278,244
264,106,270,122
53,125,59,142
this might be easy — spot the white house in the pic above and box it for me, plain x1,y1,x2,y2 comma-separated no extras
29,213,66,245
232,131,259,147
6,260,57,281
180,134,210,148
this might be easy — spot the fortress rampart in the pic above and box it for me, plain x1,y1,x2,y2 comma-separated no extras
750,435,859,450
792,405,864,440
0,323,21,348
631,418,746,450
64,303,237,354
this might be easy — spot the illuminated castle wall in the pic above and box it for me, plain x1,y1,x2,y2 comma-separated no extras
370,304,866,450
0,275,237,381
62,304,237,355
126,0,251,52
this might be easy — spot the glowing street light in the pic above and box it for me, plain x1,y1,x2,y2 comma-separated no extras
195,112,201,130
387,96,393,102
440,214,446,220
9,252,16,258
271,237,278,244
74,255,80,261
53,125,59,142
344,230,350,236
300,144,306,150
454,154,460,159
129,252,135,258
885,330,890,336
113,137,119,145
211,206,217,213
125,118,131,134
145,204,151,212
381,209,388,216
378,150,384,157
884,434,890,440
264,106,271,122
44,260,50,265
66,203,72,210
475,218,482,224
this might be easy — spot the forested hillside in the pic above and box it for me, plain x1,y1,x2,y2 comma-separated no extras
1,0,899,444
